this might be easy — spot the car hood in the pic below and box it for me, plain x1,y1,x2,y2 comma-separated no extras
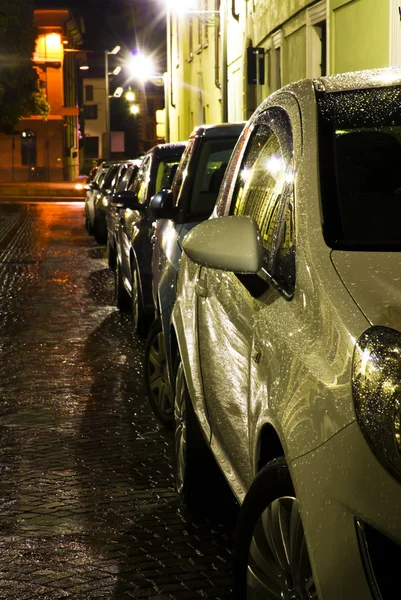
331,251,401,331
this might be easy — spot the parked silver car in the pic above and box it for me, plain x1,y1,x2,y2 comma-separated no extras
172,68,401,599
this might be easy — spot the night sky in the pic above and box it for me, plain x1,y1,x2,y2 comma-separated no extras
34,0,167,73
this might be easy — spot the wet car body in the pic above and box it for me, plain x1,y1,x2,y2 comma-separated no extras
171,68,401,599
85,161,116,236
106,160,142,268
145,123,244,426
91,162,125,244
114,142,186,336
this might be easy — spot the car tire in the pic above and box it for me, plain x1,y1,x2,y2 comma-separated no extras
94,219,106,245
174,355,221,511
233,457,316,600
85,208,94,235
144,317,174,429
114,261,130,311
131,264,151,338
106,236,116,271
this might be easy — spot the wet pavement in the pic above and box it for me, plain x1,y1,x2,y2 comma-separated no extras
0,201,235,599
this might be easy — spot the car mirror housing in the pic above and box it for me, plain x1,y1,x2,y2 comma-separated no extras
150,189,175,219
112,190,145,212
182,215,263,273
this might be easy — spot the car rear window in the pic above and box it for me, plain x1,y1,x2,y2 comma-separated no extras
317,85,401,249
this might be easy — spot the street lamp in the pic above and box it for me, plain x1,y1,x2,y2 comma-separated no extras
105,45,121,161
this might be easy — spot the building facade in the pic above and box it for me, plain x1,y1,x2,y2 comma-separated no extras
0,9,83,182
166,0,401,142
82,77,107,166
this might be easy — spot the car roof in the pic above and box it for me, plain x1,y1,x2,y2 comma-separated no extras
189,122,245,139
315,66,401,94
144,142,187,159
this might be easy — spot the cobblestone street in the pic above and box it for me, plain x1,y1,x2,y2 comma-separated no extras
0,201,235,600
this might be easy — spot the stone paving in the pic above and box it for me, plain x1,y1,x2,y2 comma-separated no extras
0,201,236,599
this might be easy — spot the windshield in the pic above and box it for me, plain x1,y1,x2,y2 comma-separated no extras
317,85,401,250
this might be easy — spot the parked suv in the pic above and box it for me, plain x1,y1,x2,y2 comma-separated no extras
171,68,401,599
114,142,186,336
144,123,244,426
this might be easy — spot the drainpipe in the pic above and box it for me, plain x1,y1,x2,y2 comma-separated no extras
221,0,228,122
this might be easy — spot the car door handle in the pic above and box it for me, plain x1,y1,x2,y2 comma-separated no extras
195,279,208,298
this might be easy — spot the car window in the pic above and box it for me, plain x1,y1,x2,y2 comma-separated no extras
173,138,195,205
318,86,401,249
102,165,120,190
96,170,107,187
130,156,151,203
117,164,138,192
229,107,295,296
155,159,180,193
188,140,237,218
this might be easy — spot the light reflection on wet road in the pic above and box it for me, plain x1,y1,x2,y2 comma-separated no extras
0,202,234,600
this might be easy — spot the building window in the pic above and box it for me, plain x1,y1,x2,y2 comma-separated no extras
85,85,94,101
84,104,98,119
271,30,283,91
306,1,327,77
21,130,36,166
84,136,99,159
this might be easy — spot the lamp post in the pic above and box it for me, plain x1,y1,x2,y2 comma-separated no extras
105,45,120,161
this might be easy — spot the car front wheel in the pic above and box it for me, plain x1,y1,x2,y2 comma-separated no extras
174,356,221,510
131,264,151,337
144,317,174,428
233,457,316,600
114,262,130,311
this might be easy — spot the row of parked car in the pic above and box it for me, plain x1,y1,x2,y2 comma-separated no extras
85,67,401,599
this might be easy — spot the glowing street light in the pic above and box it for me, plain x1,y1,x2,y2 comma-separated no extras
125,89,136,102
127,51,159,82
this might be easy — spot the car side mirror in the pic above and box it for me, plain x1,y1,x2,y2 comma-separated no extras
90,181,99,191
182,215,263,273
150,189,175,219
112,190,146,212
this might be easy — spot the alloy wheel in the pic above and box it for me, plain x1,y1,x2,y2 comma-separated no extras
147,330,174,420
174,362,187,494
247,496,317,599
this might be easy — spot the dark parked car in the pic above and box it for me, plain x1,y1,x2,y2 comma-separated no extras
105,159,142,266
114,142,186,336
85,161,119,239
144,122,244,427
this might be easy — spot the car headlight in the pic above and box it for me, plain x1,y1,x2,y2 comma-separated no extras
353,326,401,481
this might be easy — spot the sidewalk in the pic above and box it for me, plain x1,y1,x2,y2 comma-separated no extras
0,180,86,200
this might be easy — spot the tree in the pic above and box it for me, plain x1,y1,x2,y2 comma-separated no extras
0,0,49,133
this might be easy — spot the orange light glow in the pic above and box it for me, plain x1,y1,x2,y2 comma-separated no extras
34,33,63,63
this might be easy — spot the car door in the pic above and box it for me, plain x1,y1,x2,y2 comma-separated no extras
196,101,299,495
120,155,152,285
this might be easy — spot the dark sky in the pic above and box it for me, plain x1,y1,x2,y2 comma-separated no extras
34,0,166,72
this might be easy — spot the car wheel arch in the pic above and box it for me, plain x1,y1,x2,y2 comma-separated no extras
255,423,284,473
